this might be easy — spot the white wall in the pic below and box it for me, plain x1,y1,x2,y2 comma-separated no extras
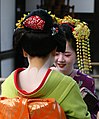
0,0,15,77
26,0,94,13
66,0,94,13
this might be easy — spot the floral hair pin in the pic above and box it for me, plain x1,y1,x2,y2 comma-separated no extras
16,14,28,28
16,13,45,30
23,16,45,30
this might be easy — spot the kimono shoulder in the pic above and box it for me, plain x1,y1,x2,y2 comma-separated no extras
43,70,91,119
1,70,18,98
38,70,77,104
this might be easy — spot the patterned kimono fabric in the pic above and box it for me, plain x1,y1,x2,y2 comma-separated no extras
0,97,66,119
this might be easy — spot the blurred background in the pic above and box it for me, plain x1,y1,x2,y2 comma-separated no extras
0,0,99,95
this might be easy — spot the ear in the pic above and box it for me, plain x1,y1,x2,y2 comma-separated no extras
51,48,57,56
22,49,28,57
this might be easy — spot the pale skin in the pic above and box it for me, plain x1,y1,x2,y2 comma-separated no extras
18,49,56,92
97,112,99,119
54,41,76,76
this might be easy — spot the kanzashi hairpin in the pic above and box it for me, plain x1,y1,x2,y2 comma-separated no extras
16,14,28,28
23,16,45,30
51,27,58,36
16,13,45,31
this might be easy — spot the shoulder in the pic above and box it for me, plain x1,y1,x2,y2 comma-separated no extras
1,70,15,91
2,70,15,83
51,69,76,85
2,68,24,86
77,70,94,81
76,70,95,91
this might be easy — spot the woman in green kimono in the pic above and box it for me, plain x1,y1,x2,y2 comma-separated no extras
1,9,90,119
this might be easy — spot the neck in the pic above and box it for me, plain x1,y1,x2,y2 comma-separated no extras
28,54,54,70
68,69,74,76
69,69,77,78
28,56,49,70
62,67,74,76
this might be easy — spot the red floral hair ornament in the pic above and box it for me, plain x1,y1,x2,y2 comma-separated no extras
23,16,45,30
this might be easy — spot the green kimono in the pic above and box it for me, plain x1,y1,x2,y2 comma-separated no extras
1,68,91,119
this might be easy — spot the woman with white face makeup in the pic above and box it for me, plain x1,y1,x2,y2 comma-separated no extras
53,23,99,119
55,41,76,76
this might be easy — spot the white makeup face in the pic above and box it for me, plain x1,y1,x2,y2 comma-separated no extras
54,41,76,75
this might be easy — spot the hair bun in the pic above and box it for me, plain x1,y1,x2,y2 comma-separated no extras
24,9,53,32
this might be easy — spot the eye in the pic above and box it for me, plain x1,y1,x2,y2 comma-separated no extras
64,53,71,57
55,52,59,55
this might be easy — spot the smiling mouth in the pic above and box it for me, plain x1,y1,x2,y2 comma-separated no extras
57,64,66,68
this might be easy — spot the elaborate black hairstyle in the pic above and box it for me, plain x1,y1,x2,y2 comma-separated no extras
60,23,76,52
13,9,66,57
